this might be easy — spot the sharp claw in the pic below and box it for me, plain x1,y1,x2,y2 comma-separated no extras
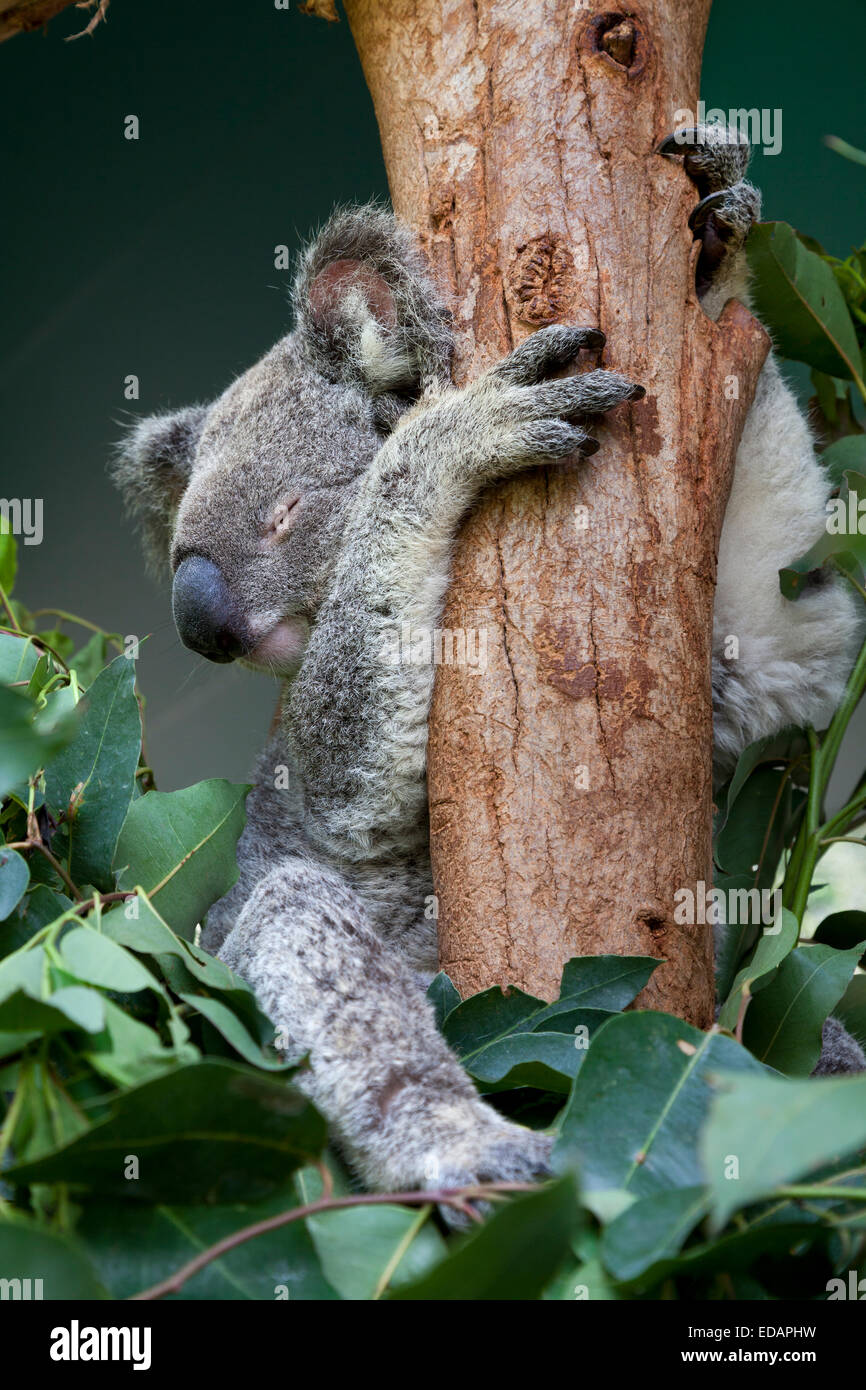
629,385,646,401
584,328,606,349
656,131,691,156
580,437,600,457
688,190,727,232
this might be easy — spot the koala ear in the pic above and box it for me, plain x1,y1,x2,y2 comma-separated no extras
293,204,452,413
111,405,207,576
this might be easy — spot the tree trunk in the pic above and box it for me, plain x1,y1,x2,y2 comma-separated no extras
341,0,769,1025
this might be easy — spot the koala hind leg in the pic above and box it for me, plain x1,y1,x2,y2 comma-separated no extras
218,858,553,1203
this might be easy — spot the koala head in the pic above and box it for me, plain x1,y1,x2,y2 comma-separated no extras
113,206,451,676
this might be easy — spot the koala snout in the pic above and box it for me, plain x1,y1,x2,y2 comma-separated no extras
172,555,250,663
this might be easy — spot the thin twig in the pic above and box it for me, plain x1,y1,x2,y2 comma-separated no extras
129,1180,538,1301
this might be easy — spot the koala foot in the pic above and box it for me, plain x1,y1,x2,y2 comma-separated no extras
657,124,761,301
427,1113,555,1229
811,1016,866,1076
476,323,645,465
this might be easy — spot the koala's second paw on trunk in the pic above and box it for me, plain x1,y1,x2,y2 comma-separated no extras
658,124,761,302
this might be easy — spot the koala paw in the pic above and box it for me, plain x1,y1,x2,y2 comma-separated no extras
658,124,761,298
420,1111,555,1228
475,323,644,466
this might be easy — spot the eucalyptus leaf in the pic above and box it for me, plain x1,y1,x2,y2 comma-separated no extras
747,221,864,381
77,1190,338,1301
718,907,799,1033
5,1059,327,1203
0,848,29,920
43,654,141,891
390,1176,581,1301
114,781,249,939
295,1166,446,1300
742,940,865,1073
0,1217,108,1299
554,1011,765,1195
701,1069,866,1228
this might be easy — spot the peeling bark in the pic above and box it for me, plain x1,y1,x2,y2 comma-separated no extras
338,1,769,1023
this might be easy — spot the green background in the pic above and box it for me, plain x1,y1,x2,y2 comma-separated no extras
2,0,865,798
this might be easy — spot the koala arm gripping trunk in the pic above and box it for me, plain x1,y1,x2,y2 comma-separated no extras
285,328,641,861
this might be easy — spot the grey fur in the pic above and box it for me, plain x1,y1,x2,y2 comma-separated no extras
112,162,863,1199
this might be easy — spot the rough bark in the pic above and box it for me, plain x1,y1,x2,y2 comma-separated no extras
343,1,770,1023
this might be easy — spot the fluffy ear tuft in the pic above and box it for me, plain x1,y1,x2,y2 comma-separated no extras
293,204,452,412
111,405,207,577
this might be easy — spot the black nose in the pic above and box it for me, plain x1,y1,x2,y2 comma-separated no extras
172,556,249,662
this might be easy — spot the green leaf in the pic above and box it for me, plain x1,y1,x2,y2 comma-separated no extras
779,468,866,598
83,997,196,1088
702,1069,866,1228
543,1255,624,1300
426,971,461,1029
0,632,39,685
77,1190,338,1300
604,1201,826,1292
825,135,866,167
43,654,141,892
718,907,799,1033
712,874,764,999
822,434,866,489
443,954,658,1061
390,1176,581,1301
0,985,105,1035
600,1186,708,1282
813,910,866,966
70,631,120,689
554,1012,765,1195
746,221,864,381
464,1031,586,1094
0,685,73,801
59,924,161,994
114,780,249,939
834,973,866,1041
0,848,29,920
0,1216,108,1299
295,1167,446,1300
714,728,807,841
0,523,15,595
554,955,660,1011
715,764,802,883
5,1059,327,1203
178,993,291,1072
743,940,865,1074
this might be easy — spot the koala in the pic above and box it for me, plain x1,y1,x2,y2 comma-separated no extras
113,125,864,1200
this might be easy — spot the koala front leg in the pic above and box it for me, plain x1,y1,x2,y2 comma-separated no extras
218,859,553,1197
288,327,643,856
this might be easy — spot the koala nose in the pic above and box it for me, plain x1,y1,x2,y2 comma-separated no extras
172,556,249,663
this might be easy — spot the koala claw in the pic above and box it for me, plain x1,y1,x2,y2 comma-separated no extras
433,1122,556,1229
689,189,729,233
490,323,606,386
656,123,751,192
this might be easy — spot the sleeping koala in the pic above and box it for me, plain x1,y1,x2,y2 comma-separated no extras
114,126,864,1198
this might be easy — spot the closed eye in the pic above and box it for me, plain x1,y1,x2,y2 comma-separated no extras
265,495,301,540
